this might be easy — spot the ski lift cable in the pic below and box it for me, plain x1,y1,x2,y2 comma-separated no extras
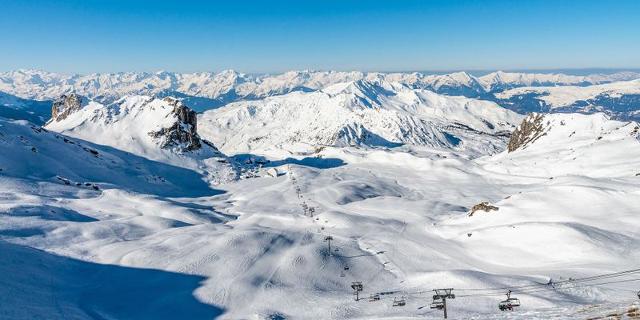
335,274,640,300
456,269,640,293
464,277,640,297
455,268,640,293
514,277,640,294
353,268,640,299
456,277,640,298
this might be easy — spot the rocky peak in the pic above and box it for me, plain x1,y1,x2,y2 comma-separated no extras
507,113,546,152
148,97,203,151
50,93,85,122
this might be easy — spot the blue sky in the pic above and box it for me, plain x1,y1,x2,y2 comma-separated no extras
1,0,639,73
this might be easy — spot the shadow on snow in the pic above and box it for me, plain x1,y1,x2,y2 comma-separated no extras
0,240,224,319
231,154,346,170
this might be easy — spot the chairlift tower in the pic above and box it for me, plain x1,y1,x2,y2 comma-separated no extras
324,236,334,256
432,288,455,319
351,281,363,301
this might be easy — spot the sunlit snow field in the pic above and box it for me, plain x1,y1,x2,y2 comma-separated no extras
1,110,639,319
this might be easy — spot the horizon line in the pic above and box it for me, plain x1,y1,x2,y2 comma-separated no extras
3,67,640,77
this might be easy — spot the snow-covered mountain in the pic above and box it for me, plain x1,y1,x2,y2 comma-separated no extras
477,70,640,92
0,91,51,124
43,94,235,184
2,69,638,114
198,79,522,157
496,79,640,120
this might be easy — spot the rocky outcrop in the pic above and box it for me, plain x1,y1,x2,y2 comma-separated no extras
507,113,546,152
148,97,203,151
50,93,85,122
468,201,499,216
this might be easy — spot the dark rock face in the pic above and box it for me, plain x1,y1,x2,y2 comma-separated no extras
51,94,85,122
148,97,203,151
507,113,546,152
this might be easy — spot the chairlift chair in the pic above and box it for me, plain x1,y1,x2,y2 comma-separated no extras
499,300,515,311
369,294,380,302
430,298,444,310
498,291,520,311
392,296,406,307
508,297,521,307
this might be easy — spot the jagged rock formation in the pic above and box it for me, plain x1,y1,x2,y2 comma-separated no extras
468,201,499,216
507,113,546,152
148,97,202,151
51,93,85,122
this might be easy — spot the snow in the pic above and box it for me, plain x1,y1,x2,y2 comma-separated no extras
198,79,522,157
1,90,639,319
496,79,640,108
2,69,638,106
43,95,235,185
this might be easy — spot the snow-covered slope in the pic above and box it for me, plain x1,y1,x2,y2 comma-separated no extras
199,79,522,157
44,94,235,183
486,112,640,177
0,117,221,197
2,110,639,319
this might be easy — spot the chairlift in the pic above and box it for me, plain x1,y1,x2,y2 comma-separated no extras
369,294,380,302
430,297,444,310
637,290,640,299
344,266,350,270
498,291,521,311
351,282,363,292
392,296,406,307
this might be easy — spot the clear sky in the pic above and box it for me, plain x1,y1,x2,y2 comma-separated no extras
1,0,639,74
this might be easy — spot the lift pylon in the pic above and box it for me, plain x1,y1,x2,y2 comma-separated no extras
432,288,455,319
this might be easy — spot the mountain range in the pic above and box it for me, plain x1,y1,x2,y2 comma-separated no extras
2,69,640,123
1,69,640,319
